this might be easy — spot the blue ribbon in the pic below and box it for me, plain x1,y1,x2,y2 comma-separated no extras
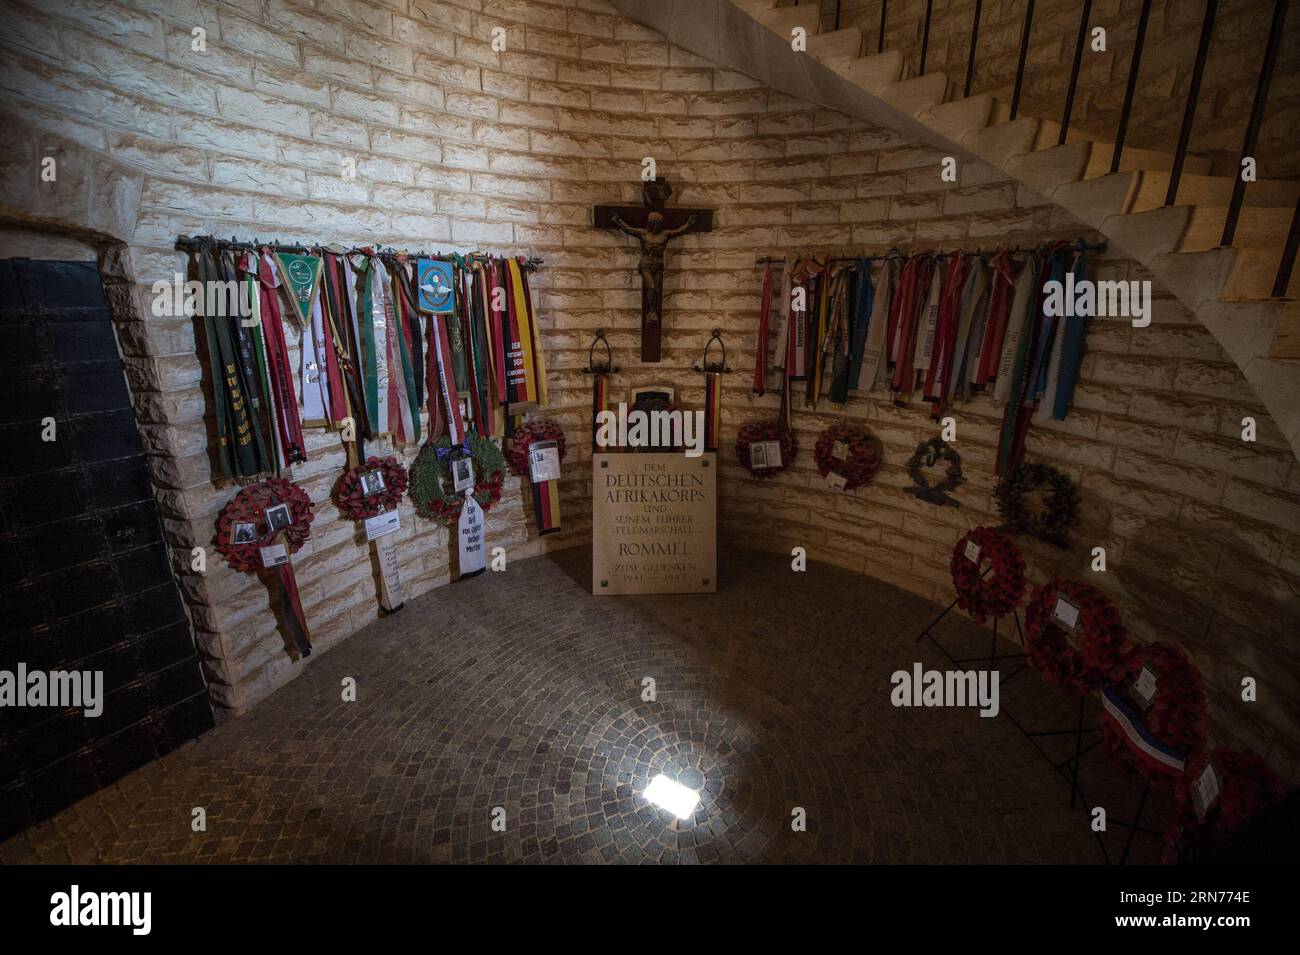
846,257,874,389
1051,241,1089,419
436,439,471,462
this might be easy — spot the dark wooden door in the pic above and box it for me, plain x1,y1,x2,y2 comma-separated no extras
0,258,213,842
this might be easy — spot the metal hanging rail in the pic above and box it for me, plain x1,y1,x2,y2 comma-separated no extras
174,235,543,268
753,240,1107,266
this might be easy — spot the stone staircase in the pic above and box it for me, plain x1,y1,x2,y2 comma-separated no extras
615,0,1300,463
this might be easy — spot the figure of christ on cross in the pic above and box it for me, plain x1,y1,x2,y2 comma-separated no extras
594,177,713,362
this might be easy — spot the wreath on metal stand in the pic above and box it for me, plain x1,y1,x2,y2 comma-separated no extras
995,462,1080,547
1163,748,1286,864
905,437,963,507
813,422,884,491
736,418,796,478
1023,577,1130,693
1100,642,1208,782
409,433,505,524
949,527,1025,623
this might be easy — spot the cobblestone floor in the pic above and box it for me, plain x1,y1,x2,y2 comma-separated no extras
1,548,1163,864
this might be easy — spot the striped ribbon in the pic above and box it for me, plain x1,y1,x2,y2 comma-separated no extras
531,474,562,536
1101,686,1187,772
270,540,311,658
428,310,466,444
255,251,307,464
704,371,722,452
592,372,609,450
754,261,775,394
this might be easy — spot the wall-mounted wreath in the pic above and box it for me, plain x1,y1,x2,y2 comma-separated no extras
949,527,1026,623
1163,748,1286,864
1100,642,1208,781
506,418,567,477
1023,578,1130,693
735,418,796,478
813,422,884,491
905,437,963,507
334,455,408,520
994,462,1080,547
215,478,315,574
409,433,505,524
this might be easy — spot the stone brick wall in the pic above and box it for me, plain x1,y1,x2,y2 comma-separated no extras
819,0,1300,179
2,0,1297,781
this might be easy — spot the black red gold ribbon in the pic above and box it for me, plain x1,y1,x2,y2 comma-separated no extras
704,371,722,452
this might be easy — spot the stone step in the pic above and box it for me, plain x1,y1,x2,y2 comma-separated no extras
1136,172,1300,212
1221,247,1299,301
834,50,904,93
731,0,777,15
1082,142,1213,179
1052,170,1143,228
1101,205,1194,266
1005,142,1094,199
918,93,997,143
758,4,821,39
1270,302,1300,359
1177,205,1296,253
807,27,861,67
962,117,1051,168
878,72,950,117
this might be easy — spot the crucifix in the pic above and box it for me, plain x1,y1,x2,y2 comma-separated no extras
594,177,714,362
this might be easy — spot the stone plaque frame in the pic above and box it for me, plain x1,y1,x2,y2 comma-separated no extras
592,452,716,595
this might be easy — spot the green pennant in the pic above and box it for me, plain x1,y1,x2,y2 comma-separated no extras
275,252,323,327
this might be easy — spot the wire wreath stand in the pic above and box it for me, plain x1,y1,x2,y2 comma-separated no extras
913,566,1161,864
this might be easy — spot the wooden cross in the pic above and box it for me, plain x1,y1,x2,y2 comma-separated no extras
594,177,714,362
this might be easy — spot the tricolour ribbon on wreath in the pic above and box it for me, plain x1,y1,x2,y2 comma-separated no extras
215,479,316,659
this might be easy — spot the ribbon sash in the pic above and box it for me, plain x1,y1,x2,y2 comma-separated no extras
754,262,775,394
268,535,311,657
592,372,609,450
256,251,307,464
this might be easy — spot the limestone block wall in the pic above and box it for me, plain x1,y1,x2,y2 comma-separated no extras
820,0,1300,179
1,0,1297,780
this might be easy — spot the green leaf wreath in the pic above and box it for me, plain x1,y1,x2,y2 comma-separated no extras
994,462,1081,548
409,433,506,525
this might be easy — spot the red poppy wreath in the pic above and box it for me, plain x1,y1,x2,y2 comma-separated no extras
1162,748,1286,864
813,422,884,491
506,418,567,477
1100,642,1208,782
1023,578,1130,693
215,478,315,574
950,527,1026,623
735,418,796,478
334,455,408,521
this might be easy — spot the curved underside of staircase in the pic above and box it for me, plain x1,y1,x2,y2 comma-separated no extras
612,0,1300,465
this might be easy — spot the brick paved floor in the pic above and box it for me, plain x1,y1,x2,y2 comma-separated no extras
1,548,1165,864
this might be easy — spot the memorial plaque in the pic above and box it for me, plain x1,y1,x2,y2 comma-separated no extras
593,452,716,595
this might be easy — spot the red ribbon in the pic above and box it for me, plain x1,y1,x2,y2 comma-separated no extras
754,262,774,394
255,251,307,464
